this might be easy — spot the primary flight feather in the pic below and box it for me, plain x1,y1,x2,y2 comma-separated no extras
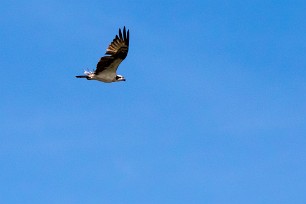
76,26,130,83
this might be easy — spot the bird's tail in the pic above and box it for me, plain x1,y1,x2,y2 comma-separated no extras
75,75,88,78
75,69,94,79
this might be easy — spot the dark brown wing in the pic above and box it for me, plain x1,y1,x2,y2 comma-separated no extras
95,27,129,74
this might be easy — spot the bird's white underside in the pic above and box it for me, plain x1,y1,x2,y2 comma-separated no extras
94,70,117,82
85,58,123,83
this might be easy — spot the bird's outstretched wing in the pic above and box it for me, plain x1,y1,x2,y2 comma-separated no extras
95,27,129,75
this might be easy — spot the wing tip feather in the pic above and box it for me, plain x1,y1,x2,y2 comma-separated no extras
105,26,130,55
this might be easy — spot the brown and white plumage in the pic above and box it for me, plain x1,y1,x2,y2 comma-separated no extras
76,26,130,83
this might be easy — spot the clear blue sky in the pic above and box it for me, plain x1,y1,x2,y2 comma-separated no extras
1,0,306,203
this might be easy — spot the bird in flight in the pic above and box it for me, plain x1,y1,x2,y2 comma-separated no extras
76,26,130,83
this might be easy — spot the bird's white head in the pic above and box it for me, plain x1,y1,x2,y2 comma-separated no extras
115,75,126,82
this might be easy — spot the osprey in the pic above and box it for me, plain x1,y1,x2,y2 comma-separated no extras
76,26,130,83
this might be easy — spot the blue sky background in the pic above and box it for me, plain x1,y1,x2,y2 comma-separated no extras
1,0,306,203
